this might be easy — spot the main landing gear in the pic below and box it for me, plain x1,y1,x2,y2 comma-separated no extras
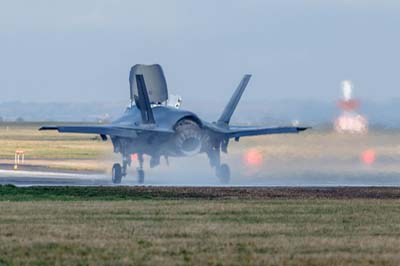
112,163,123,184
112,154,130,184
207,148,231,184
216,163,230,184
111,153,145,184
136,153,145,184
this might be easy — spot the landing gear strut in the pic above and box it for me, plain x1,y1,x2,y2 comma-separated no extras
137,153,145,184
207,147,231,184
216,163,230,184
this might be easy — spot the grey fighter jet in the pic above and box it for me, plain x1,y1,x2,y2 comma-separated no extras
40,64,308,184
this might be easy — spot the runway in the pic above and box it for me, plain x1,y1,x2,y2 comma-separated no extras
1,168,400,187
0,169,109,186
1,127,400,187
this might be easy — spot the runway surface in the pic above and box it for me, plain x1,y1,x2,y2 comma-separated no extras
1,168,400,187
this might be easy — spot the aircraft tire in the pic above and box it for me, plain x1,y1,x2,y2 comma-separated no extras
137,169,145,184
216,164,230,184
112,163,122,184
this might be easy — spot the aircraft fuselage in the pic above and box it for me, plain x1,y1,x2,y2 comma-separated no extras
110,105,208,160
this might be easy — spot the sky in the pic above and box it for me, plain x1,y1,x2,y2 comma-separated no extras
1,0,400,109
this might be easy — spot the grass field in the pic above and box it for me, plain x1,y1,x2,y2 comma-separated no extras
0,122,111,172
0,186,400,265
0,122,110,160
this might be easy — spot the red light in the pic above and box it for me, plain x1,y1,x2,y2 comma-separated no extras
244,149,263,166
338,99,359,111
361,149,376,165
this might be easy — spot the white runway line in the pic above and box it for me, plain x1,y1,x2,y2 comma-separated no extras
0,169,106,180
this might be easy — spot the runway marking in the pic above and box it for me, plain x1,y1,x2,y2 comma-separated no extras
0,169,105,179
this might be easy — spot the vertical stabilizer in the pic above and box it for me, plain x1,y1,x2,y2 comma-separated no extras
217,75,252,125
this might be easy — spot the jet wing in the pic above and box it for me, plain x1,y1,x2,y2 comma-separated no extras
205,123,309,139
39,125,174,138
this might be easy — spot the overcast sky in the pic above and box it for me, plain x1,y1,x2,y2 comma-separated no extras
1,0,399,107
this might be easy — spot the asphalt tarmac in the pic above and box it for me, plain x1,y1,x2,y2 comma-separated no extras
1,168,400,187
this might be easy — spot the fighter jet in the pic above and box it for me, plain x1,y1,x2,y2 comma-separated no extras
40,64,308,184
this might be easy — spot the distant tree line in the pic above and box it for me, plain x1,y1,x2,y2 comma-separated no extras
0,116,26,123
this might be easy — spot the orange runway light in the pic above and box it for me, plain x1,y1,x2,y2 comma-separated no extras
243,149,263,166
361,149,376,165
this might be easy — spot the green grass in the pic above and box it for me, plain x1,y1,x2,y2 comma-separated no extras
2,186,400,201
0,199,399,265
0,186,400,265
0,185,167,201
